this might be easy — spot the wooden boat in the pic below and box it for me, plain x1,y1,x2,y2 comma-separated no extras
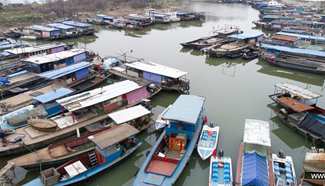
0,80,154,156
209,155,233,186
235,119,275,186
207,41,249,58
301,147,325,186
133,95,206,186
181,35,233,50
3,105,152,171
197,124,220,160
23,124,141,186
272,152,297,186
28,118,58,132
242,51,259,60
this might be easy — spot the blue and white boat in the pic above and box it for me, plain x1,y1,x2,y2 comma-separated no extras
209,156,233,186
133,94,206,186
272,153,297,186
23,124,141,186
197,124,220,160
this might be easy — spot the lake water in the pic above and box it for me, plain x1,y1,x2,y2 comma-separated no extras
16,2,325,186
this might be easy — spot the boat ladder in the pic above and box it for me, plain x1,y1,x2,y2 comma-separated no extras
88,152,97,166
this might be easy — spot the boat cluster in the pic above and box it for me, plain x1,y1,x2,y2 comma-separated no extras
181,27,262,60
88,9,205,30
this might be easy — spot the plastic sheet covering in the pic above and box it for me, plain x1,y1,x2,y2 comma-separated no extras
242,152,269,186
299,113,325,139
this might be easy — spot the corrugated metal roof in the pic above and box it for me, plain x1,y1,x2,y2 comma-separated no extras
108,105,151,124
242,152,269,186
271,34,298,42
38,61,91,80
33,87,74,103
162,95,205,124
229,31,264,40
48,23,75,30
277,32,325,42
243,119,271,147
261,43,325,58
125,61,188,79
62,21,91,28
5,43,66,55
57,80,142,112
23,49,86,65
90,124,139,149
275,83,321,100
30,25,59,32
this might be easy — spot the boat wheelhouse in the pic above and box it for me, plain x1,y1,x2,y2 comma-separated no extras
23,124,141,186
134,95,205,186
0,80,151,156
109,58,189,94
235,119,274,186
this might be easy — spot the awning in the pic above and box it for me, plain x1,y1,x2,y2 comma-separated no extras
275,83,321,100
108,105,151,124
38,62,91,80
162,95,205,124
90,124,139,149
243,119,271,147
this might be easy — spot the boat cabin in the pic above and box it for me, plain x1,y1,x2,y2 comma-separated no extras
111,60,189,94
96,14,115,23
39,124,140,186
228,31,264,45
147,10,171,23
127,14,153,26
2,43,67,59
23,49,87,73
108,105,152,131
61,20,95,35
32,87,74,117
48,23,77,37
27,25,61,39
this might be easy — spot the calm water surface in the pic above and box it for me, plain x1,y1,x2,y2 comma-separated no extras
21,2,325,186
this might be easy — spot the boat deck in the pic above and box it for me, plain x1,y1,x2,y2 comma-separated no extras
277,97,314,112
109,68,150,85
147,159,177,176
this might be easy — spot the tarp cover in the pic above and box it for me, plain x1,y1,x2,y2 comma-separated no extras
299,113,325,139
33,87,74,103
162,95,205,124
242,152,269,186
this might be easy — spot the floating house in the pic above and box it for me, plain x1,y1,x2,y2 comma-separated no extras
47,23,78,38
0,37,24,51
61,20,95,35
94,14,115,25
276,31,325,44
109,59,189,93
0,80,151,156
235,119,274,186
28,25,61,39
23,48,87,73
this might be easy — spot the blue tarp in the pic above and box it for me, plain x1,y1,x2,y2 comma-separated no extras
277,32,325,42
242,152,269,186
38,61,91,80
229,31,264,40
0,77,9,85
62,21,91,28
162,95,205,124
261,43,325,58
48,23,75,30
34,87,74,103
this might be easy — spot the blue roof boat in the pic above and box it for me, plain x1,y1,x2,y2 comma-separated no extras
24,124,141,186
209,156,233,186
133,95,205,186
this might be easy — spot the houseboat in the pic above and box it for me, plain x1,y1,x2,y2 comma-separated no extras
91,14,115,25
108,57,189,94
268,83,325,144
133,95,206,186
272,152,296,186
260,43,325,74
61,20,95,36
24,25,61,40
300,147,325,186
176,11,205,21
0,49,89,98
23,124,141,186
207,31,263,58
147,10,172,24
3,105,151,170
0,80,152,156
235,119,274,186
47,23,78,38
127,14,153,27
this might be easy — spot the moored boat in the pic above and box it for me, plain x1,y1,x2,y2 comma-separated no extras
23,124,141,186
197,124,220,160
133,95,206,186
209,155,233,186
272,152,297,186
235,119,275,186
